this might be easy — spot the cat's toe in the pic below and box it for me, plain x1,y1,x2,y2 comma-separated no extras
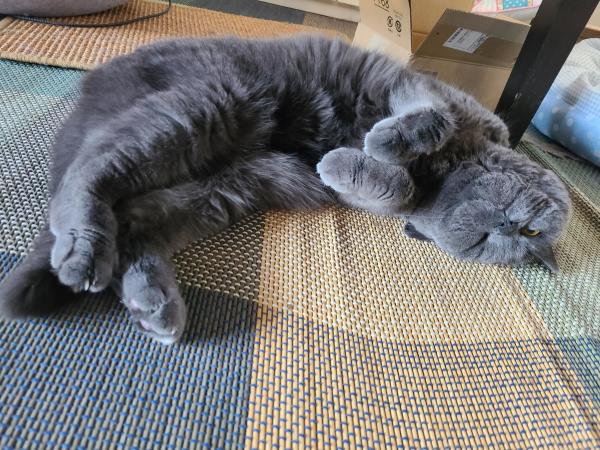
364,117,408,164
317,147,364,194
124,285,187,345
51,230,115,293
364,109,454,164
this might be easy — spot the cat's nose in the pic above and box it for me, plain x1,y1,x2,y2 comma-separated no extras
498,222,518,236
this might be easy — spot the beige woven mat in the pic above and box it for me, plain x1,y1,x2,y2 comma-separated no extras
0,0,340,70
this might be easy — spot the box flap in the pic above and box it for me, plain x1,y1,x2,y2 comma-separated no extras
413,9,530,69
410,57,511,110
411,31,427,53
409,0,474,34
357,0,412,52
353,22,413,61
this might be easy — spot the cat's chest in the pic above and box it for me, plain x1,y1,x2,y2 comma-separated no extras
268,89,369,164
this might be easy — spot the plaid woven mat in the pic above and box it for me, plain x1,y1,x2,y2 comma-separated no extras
1,55,600,449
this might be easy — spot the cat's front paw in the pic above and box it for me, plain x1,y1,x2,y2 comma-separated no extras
317,147,416,212
316,147,365,194
50,226,117,293
364,108,454,164
49,195,118,293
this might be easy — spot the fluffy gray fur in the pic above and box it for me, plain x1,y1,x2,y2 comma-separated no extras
0,35,571,344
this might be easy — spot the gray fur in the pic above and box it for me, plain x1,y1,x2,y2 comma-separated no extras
0,35,571,343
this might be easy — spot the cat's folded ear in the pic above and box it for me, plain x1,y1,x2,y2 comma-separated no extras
404,222,431,242
530,245,559,273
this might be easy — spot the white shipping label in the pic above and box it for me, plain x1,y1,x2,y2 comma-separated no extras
443,28,488,54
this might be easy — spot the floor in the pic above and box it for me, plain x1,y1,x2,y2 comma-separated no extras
174,0,357,38
0,1,357,39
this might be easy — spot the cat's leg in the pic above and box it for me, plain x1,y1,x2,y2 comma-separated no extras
112,152,329,343
0,85,135,315
114,212,219,344
117,243,186,345
49,86,269,294
317,147,415,215
363,104,455,165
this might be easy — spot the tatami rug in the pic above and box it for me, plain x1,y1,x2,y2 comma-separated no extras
0,0,341,70
1,2,600,448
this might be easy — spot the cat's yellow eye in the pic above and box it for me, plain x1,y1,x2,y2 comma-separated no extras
520,227,541,237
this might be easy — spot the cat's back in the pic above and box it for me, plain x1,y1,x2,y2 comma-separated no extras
82,35,401,101
74,35,411,165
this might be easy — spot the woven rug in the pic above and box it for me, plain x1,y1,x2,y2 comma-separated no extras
0,0,341,70
1,13,600,448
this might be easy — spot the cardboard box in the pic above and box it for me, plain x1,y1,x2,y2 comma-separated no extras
353,1,530,110
588,4,600,31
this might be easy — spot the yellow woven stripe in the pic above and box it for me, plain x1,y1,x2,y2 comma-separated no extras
173,214,265,300
0,0,343,70
246,305,598,447
256,207,551,343
245,207,598,446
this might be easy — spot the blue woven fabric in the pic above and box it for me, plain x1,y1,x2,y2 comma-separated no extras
0,59,259,449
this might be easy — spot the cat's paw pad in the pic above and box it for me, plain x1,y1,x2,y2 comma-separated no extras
317,147,365,194
123,278,186,345
364,109,454,164
50,228,116,293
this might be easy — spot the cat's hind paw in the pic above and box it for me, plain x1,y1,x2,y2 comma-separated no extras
316,147,365,194
127,290,186,345
121,260,186,345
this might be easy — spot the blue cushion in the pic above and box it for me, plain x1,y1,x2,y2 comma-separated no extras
532,39,600,167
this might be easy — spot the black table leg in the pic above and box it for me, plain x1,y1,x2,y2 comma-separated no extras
495,0,599,147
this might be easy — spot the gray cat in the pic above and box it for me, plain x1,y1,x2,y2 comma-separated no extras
0,35,571,344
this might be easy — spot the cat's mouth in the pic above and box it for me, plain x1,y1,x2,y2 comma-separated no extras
462,233,488,255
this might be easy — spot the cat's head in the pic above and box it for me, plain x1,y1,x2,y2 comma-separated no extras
406,145,571,272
